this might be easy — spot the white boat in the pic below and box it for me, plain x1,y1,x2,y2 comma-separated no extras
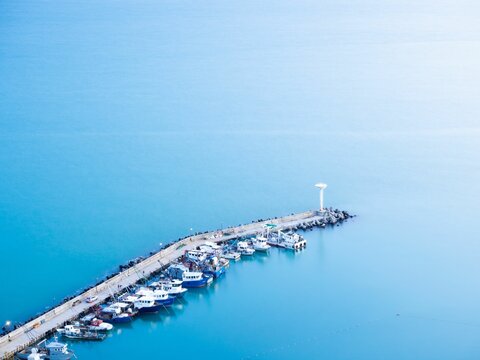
15,338,75,360
162,279,188,298
98,302,136,323
222,251,241,261
185,250,207,262
151,279,188,298
135,288,175,306
237,241,255,256
198,245,217,255
56,324,106,341
219,257,230,268
204,241,221,249
251,236,271,252
280,232,307,250
78,315,113,331
181,271,213,288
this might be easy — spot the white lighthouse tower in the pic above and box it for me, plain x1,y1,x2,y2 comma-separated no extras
315,183,328,212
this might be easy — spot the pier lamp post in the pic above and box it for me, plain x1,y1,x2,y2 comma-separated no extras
314,183,328,212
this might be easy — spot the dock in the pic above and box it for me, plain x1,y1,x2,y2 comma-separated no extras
0,209,350,359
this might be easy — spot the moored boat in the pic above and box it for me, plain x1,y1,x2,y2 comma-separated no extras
152,279,188,298
280,232,307,250
222,251,241,261
185,249,207,263
15,338,75,360
135,288,175,306
57,324,106,341
79,314,113,331
181,271,213,288
202,255,226,279
120,294,166,313
237,241,255,256
167,264,213,288
251,236,271,252
97,302,136,323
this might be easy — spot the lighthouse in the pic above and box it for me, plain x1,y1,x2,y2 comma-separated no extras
315,183,328,211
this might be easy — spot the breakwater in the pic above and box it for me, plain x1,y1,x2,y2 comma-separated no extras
0,209,351,359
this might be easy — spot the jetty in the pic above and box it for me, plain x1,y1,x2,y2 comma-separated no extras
0,209,351,359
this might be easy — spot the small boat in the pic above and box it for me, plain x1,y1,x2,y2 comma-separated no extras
181,271,213,288
199,241,221,255
97,302,136,323
76,315,113,331
251,236,271,252
167,264,213,288
266,233,282,247
203,241,221,250
280,233,307,250
237,241,255,256
203,265,225,279
202,256,226,279
152,279,188,298
15,338,75,360
198,245,217,255
219,257,230,269
135,288,175,306
185,250,207,263
120,294,166,313
57,324,106,341
222,252,241,261
84,318,113,331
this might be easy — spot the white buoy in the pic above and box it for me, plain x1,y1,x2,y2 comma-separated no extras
314,183,328,211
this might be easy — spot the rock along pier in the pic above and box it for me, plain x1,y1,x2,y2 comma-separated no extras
0,209,352,359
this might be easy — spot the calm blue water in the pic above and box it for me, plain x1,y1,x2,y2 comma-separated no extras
1,1,480,359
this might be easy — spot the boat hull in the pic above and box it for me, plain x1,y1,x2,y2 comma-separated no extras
156,297,175,306
64,333,106,341
98,315,133,324
169,289,187,298
182,276,212,288
204,267,225,279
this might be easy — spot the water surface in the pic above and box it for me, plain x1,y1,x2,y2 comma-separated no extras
1,1,479,359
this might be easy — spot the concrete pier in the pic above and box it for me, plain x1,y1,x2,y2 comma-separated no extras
0,209,350,359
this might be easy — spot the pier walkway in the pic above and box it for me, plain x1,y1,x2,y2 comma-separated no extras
0,210,330,359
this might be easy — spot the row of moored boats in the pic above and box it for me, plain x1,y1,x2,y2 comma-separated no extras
15,230,306,359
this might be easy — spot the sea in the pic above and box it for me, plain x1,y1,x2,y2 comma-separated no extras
1,0,479,359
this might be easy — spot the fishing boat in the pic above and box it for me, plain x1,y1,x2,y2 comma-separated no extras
280,232,307,250
266,233,282,247
199,241,221,255
198,245,217,255
120,294,166,313
203,241,221,250
15,338,75,360
182,271,213,288
79,314,113,331
251,236,271,252
97,302,136,323
202,256,226,279
219,257,230,269
222,251,241,261
135,288,175,306
57,324,106,341
167,264,213,287
152,279,188,298
237,241,255,256
185,249,207,263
